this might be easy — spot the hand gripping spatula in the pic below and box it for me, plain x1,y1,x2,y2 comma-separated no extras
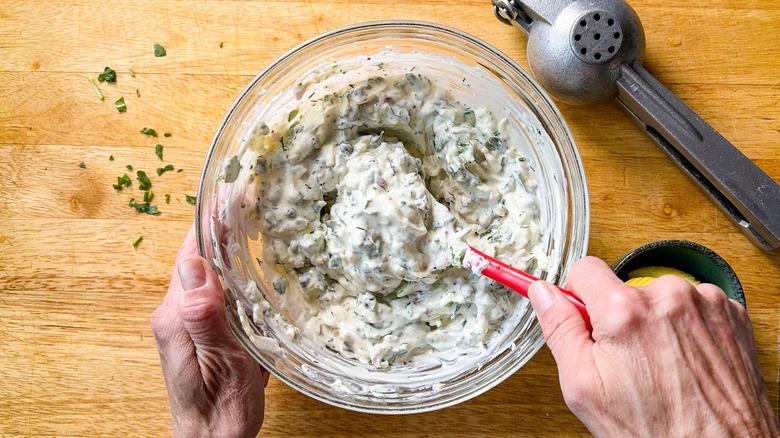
492,0,780,252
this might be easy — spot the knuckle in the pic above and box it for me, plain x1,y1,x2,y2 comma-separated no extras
567,256,604,283
647,275,697,319
150,305,172,346
150,306,166,335
599,291,645,333
562,379,596,415
696,283,728,303
179,295,222,325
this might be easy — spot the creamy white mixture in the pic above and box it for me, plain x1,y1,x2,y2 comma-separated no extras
222,53,546,369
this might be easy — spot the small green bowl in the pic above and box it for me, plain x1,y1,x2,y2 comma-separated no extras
611,240,746,308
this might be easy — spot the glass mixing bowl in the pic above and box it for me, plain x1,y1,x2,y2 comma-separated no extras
196,21,589,414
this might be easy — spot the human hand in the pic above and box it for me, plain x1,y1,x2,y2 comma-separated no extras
151,225,269,438
528,256,779,437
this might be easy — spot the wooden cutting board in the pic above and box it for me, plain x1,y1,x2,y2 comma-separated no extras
1,0,778,436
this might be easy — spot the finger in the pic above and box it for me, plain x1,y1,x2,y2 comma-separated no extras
155,224,199,318
565,256,626,305
261,368,271,388
177,255,237,350
528,281,594,383
151,223,200,350
174,223,199,267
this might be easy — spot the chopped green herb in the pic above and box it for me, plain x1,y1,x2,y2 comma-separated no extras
88,78,104,100
518,157,526,162
126,164,133,170
256,257,263,266
154,43,167,57
156,164,174,175
143,190,154,202
129,68,136,77
78,162,86,169
137,170,152,190
164,132,171,137
131,235,143,248
97,67,116,83
113,173,132,190
109,155,114,161
185,194,197,205
219,42,223,48
356,226,366,231
155,144,164,160
288,109,299,122
136,89,140,97
129,198,160,215
272,279,286,295
140,127,157,137
115,97,127,112
165,194,170,204
176,168,183,173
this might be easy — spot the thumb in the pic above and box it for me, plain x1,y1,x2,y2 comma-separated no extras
177,256,235,349
528,281,594,379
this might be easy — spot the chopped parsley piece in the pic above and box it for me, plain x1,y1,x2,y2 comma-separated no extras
129,198,160,215
88,78,104,100
129,68,136,77
272,279,286,295
131,235,143,248
288,109,299,122
115,97,127,112
165,194,170,204
176,168,183,173
136,89,140,97
219,42,223,48
155,144,164,160
137,170,152,190
185,194,197,205
113,173,132,190
164,132,171,137
126,164,133,170
256,257,263,266
78,162,86,169
143,190,154,202
154,43,167,57
156,164,174,175
109,155,114,161
518,157,526,162
140,127,157,137
97,67,116,83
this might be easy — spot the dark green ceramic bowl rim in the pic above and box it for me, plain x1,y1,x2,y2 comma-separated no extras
611,240,746,308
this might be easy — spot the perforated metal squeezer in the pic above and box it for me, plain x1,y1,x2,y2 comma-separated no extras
492,0,780,252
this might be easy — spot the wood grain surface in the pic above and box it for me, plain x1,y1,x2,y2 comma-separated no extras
1,0,778,436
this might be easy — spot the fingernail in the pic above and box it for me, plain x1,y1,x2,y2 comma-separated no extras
178,258,207,291
528,281,557,316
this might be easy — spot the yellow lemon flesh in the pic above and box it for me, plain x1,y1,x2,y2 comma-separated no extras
625,277,658,287
626,266,701,287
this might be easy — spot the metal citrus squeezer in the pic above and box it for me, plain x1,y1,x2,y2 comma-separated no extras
492,0,780,252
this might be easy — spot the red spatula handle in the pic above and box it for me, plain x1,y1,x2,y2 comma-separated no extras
466,247,591,330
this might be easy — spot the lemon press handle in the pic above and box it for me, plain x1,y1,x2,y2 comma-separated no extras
616,63,780,252
493,0,780,252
